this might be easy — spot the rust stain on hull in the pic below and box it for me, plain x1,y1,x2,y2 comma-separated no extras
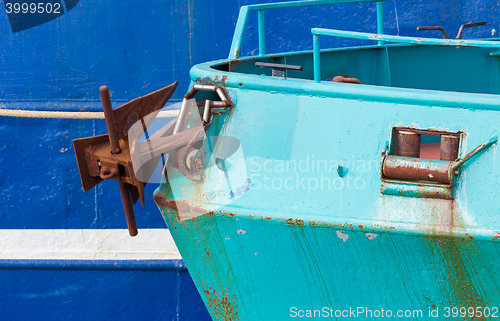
203,286,239,321
424,236,490,320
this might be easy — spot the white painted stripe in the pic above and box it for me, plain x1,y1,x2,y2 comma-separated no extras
0,229,182,260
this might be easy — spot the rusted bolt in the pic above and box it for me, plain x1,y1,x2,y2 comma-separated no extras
100,166,118,180
397,131,421,158
440,135,460,161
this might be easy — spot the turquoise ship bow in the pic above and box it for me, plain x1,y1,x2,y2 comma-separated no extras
75,0,500,319
151,1,500,320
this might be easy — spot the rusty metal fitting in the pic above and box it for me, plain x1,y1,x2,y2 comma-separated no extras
440,135,460,161
74,82,179,237
383,155,452,184
100,166,118,180
331,75,362,84
397,130,421,158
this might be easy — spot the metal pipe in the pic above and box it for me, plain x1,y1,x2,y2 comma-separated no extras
258,10,266,56
313,34,321,82
173,98,189,135
396,131,420,157
452,136,498,170
228,6,250,59
440,135,460,161
383,155,452,184
215,86,228,103
230,0,393,59
416,26,448,39
376,1,384,46
193,84,217,92
184,87,197,99
247,0,387,11
100,86,121,154
311,28,500,49
456,21,486,39
211,101,231,108
118,182,138,237
203,100,211,124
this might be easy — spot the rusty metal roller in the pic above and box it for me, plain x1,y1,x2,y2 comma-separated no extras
397,131,421,157
383,136,497,186
383,156,452,184
440,135,460,161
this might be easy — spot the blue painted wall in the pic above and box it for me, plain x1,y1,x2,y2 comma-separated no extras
0,0,499,320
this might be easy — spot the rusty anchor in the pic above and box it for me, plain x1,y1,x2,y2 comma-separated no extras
73,82,178,236
73,82,233,236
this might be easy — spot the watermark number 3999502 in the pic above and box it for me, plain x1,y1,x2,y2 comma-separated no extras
3,0,79,33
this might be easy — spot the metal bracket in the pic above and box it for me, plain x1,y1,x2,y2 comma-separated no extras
182,84,233,127
417,21,487,39
255,62,303,78
130,84,233,186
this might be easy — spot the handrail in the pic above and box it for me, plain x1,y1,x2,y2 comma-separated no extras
228,0,390,59
312,28,500,82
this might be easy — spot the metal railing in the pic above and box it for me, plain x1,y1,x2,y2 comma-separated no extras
311,28,500,82
228,0,390,59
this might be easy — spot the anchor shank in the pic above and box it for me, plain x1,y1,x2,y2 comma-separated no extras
119,181,138,237
100,86,121,154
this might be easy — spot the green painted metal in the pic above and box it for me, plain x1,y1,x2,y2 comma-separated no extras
376,1,384,46
311,28,500,82
228,6,250,59
381,181,454,199
156,64,500,317
311,28,500,48
155,1,500,320
313,34,321,82
228,0,391,59
258,10,265,56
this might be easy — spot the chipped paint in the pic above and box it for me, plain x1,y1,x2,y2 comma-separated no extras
336,230,349,242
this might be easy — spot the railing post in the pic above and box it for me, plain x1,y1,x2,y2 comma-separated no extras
228,6,250,59
258,10,266,56
313,33,321,82
376,0,384,46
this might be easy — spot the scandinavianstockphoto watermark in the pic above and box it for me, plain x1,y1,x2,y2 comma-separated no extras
248,155,379,193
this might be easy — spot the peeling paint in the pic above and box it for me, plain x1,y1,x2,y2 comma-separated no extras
336,230,349,242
